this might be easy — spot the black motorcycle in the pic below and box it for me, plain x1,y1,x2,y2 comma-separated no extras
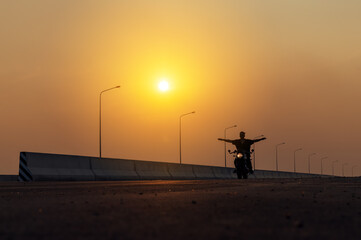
228,150,253,179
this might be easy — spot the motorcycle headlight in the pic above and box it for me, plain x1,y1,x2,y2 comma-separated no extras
237,153,243,158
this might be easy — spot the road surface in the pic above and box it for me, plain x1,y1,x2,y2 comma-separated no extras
1,178,361,239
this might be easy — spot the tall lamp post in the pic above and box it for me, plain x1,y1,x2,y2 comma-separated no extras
308,153,316,174
293,148,302,173
275,142,286,172
99,86,120,161
352,165,358,177
342,163,348,177
320,156,328,175
332,160,338,176
179,111,195,164
224,125,237,168
253,135,264,171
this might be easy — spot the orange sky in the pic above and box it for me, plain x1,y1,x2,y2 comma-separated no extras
1,0,361,176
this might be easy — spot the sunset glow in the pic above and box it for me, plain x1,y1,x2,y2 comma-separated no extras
158,79,169,92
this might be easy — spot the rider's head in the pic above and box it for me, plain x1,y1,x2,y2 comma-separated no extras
240,131,245,139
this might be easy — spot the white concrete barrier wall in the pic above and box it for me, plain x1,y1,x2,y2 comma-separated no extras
167,164,196,179
212,167,235,179
135,161,172,180
253,170,264,179
91,158,139,180
192,165,216,179
18,152,327,181
0,175,17,181
22,152,94,181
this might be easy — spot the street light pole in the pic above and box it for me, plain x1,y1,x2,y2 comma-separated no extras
308,153,316,174
342,163,348,177
253,135,264,171
224,125,237,168
179,111,195,164
99,86,120,161
293,148,302,173
320,157,328,175
275,142,285,172
332,160,338,176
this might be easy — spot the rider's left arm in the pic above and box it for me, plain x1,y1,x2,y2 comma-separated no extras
253,137,266,143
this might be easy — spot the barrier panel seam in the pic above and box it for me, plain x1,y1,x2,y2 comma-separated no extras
134,161,140,178
89,158,96,180
166,164,173,179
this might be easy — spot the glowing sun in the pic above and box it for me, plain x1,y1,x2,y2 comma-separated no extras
158,79,169,92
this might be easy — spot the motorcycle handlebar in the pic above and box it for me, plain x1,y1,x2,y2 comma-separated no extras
228,149,254,155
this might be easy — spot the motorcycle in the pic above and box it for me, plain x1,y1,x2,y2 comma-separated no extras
228,149,254,179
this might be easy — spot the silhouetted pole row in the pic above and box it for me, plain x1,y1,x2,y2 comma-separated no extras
293,148,302,173
275,142,285,172
224,125,237,168
332,160,338,176
99,86,120,161
308,153,316,174
342,163,348,177
320,156,328,175
97,87,345,175
179,111,195,165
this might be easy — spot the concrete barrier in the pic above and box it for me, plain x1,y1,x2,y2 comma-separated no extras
19,152,94,181
259,170,275,178
91,158,139,180
167,163,196,179
0,175,18,181
212,167,235,179
192,165,216,179
135,161,171,180
18,152,326,181
253,170,264,179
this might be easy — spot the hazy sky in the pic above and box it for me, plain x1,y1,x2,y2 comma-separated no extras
1,0,361,176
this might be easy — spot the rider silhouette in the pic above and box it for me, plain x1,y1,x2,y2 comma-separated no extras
218,131,266,173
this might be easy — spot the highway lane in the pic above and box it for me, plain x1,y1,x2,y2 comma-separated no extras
1,178,361,240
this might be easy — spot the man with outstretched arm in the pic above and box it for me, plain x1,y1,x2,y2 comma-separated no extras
218,131,266,173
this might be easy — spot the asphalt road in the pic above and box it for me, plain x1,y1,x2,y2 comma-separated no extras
1,178,361,240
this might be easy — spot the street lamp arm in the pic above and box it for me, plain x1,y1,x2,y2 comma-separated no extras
225,125,237,131
180,111,196,118
100,86,121,95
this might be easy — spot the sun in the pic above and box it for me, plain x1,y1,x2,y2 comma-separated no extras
158,79,169,92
